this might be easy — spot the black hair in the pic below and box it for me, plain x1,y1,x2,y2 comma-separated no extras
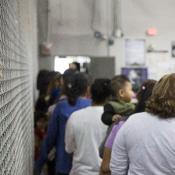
111,75,130,98
47,71,62,105
49,71,61,81
36,70,50,95
61,69,77,95
72,61,80,71
63,69,77,82
34,111,47,128
64,72,88,105
135,79,156,113
37,70,61,97
91,79,112,104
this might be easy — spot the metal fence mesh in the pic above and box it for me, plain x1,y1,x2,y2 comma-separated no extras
0,0,36,174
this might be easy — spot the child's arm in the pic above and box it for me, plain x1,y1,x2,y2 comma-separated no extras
112,114,122,123
101,104,116,126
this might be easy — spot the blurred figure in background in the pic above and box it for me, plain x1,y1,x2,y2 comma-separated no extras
35,70,51,114
35,112,48,161
35,70,62,175
135,79,157,113
69,61,80,72
47,71,62,106
35,72,91,175
35,70,61,114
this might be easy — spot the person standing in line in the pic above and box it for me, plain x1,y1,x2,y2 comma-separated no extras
101,75,135,127
100,79,156,175
99,75,135,159
69,61,80,72
110,73,175,175
35,72,91,175
65,79,112,175
134,80,157,113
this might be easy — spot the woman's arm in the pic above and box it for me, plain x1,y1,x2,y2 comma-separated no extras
100,147,112,175
110,128,129,175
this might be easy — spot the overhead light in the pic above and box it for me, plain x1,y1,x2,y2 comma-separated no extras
146,28,157,36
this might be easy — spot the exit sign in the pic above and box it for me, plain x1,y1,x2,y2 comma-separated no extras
146,28,157,36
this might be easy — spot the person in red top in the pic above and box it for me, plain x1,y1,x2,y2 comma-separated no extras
34,112,48,160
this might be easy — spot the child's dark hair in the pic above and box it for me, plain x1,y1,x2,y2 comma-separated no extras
37,70,50,96
111,75,130,98
91,79,112,104
135,79,157,113
64,72,88,105
34,111,48,128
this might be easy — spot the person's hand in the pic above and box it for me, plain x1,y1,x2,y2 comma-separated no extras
112,114,122,123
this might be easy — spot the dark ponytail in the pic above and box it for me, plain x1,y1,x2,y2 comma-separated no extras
64,72,88,105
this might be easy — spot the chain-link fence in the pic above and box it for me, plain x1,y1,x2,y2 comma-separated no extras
0,0,37,174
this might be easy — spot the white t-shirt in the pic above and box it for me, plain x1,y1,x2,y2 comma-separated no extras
65,106,107,175
110,112,175,175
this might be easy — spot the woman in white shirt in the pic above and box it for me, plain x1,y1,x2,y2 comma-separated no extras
65,79,112,175
110,73,175,175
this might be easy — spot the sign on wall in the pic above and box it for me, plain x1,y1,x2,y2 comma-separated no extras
125,39,145,66
122,67,148,92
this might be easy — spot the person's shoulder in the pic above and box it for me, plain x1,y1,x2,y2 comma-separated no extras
54,100,63,109
70,106,90,119
67,107,89,127
104,101,116,109
53,98,68,112
78,97,91,104
107,99,118,105
106,99,130,108
57,97,67,105
114,113,147,136
124,112,150,125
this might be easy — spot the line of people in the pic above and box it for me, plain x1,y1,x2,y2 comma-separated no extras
34,70,175,175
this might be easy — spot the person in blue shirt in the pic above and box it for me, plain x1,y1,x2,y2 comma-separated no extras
35,72,91,175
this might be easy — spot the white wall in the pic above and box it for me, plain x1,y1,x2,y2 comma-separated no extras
38,0,175,79
114,0,175,79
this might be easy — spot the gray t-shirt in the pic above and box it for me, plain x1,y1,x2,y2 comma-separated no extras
110,112,175,175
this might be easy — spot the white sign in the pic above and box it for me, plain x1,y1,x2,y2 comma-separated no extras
125,39,145,65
